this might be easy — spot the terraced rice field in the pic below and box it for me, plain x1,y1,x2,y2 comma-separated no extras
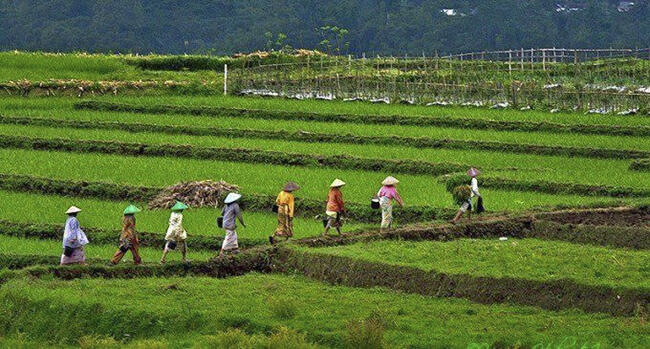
0,54,648,348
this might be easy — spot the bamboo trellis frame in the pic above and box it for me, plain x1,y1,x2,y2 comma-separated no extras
228,48,650,112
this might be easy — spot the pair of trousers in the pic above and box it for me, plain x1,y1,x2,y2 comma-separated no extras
111,238,142,264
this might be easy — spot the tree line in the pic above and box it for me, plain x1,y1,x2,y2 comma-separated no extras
1,0,649,55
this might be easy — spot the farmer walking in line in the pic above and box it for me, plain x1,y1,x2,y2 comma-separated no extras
60,206,89,265
160,201,189,264
110,205,142,265
270,181,300,244
452,167,483,224
323,179,346,236
220,193,245,256
377,176,404,233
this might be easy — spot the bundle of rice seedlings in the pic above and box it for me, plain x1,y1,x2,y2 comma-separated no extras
452,185,472,205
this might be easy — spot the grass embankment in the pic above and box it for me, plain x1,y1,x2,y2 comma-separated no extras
4,114,650,160
0,123,648,195
76,100,650,137
3,97,650,152
1,273,647,348
1,148,645,211
0,236,216,265
302,239,650,290
89,95,650,128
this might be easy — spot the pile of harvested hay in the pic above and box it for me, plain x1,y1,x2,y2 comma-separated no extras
148,180,240,210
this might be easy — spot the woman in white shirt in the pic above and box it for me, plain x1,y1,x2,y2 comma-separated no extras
452,168,481,223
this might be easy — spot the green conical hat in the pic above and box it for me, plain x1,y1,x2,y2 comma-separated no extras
123,204,141,215
171,201,188,211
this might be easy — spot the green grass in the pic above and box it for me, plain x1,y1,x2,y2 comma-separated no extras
0,190,365,240
1,273,647,348
2,148,646,210
0,121,648,192
303,239,650,290
3,97,650,152
0,52,219,82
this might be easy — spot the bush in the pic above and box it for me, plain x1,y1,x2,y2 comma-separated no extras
266,327,318,349
344,312,387,349
268,297,298,320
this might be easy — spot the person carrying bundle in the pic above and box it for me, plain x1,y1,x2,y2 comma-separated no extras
377,176,404,232
270,181,300,244
160,201,189,264
219,193,246,256
110,205,142,265
60,206,89,265
323,179,346,236
451,167,483,224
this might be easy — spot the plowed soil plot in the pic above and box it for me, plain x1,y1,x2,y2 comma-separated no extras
536,207,650,227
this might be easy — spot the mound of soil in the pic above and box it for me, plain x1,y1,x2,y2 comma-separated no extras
535,207,650,227
148,180,239,210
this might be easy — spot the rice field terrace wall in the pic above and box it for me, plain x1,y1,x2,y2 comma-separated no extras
0,79,200,97
5,115,650,160
0,174,454,224
0,254,86,270
228,50,650,113
123,51,321,71
6,249,274,281
630,159,650,171
272,247,649,317
0,135,470,177
0,220,242,251
298,211,650,250
75,101,650,137
441,173,650,198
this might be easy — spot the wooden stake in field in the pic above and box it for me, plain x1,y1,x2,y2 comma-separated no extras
223,64,228,95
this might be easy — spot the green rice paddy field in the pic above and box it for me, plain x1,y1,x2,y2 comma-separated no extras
0,53,648,348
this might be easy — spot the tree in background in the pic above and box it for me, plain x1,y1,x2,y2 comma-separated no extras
316,26,350,55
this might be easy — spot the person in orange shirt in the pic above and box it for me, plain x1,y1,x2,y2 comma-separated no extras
270,181,299,244
323,179,346,236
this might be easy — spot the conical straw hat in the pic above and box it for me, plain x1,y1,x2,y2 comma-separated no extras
170,201,188,211
283,181,300,191
123,204,141,215
65,206,81,214
382,176,399,186
224,193,242,204
466,167,481,177
330,179,346,187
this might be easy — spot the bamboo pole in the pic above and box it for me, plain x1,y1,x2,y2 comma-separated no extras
223,64,228,95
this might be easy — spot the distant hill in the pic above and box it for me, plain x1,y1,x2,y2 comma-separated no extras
1,0,649,55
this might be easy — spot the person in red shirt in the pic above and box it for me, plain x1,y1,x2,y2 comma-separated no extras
323,179,346,236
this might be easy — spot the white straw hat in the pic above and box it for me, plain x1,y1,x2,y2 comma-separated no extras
382,176,399,186
224,193,242,204
330,179,346,187
467,167,481,177
65,206,82,214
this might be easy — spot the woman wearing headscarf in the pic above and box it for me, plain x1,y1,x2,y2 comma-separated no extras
452,168,482,224
160,201,189,264
110,205,142,265
60,206,89,265
270,181,299,244
220,193,246,256
377,176,404,232
323,179,346,236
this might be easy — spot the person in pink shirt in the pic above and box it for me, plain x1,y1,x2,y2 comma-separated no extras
377,176,404,232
